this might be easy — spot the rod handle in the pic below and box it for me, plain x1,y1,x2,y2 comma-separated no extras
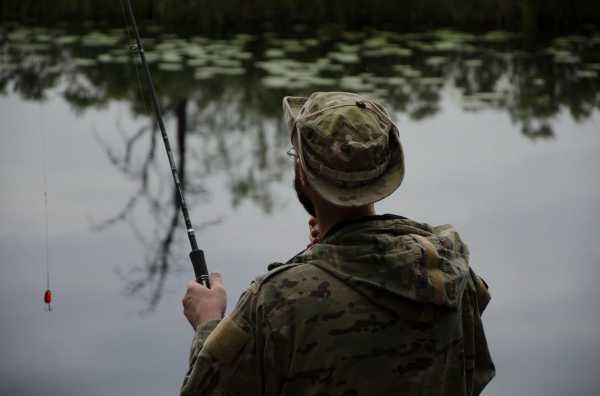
190,249,210,288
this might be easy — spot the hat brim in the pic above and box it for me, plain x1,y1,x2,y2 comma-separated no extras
298,128,405,207
283,96,308,140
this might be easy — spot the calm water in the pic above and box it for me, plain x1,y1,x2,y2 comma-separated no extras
1,24,600,395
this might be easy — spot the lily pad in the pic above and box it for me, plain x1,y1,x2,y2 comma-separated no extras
305,77,336,87
364,47,412,58
161,51,182,63
340,76,374,91
481,31,515,43
73,58,96,67
194,68,217,80
303,38,320,47
281,40,306,53
7,29,29,41
533,78,545,86
418,77,445,86
187,58,208,67
20,43,50,52
554,52,579,64
233,51,253,60
57,35,78,45
265,49,285,58
233,33,254,43
329,52,359,64
35,33,52,42
82,31,120,47
215,67,246,76
425,56,448,66
97,54,114,63
386,77,406,86
575,70,598,79
262,76,289,88
433,40,461,51
143,52,160,63
464,59,483,68
432,30,476,43
337,44,360,53
212,58,242,68
363,36,388,48
394,65,421,78
158,63,183,71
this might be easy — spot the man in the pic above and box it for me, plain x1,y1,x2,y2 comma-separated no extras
181,92,495,395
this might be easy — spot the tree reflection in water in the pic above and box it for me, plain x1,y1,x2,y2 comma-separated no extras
1,24,599,308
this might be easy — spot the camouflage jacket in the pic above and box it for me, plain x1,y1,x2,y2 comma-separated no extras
180,215,495,396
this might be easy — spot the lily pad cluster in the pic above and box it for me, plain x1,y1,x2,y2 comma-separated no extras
1,23,600,120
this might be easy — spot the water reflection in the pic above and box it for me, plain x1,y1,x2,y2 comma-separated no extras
2,25,599,134
2,23,599,307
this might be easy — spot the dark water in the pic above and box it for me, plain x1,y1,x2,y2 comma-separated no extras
1,24,599,395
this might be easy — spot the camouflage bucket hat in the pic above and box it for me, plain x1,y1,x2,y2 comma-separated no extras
283,92,405,207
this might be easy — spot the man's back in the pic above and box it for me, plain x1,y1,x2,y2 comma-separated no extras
181,215,494,395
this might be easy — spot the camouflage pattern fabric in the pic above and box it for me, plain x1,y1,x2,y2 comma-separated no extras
283,92,405,207
181,215,495,396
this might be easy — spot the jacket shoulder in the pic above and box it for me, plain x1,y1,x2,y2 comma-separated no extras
252,261,331,297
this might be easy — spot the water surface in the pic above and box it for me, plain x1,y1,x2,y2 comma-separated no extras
1,24,599,395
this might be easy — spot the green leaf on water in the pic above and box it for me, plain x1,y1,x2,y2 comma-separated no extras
329,52,360,64
265,49,285,58
187,58,208,67
426,56,447,66
465,59,483,68
57,35,78,45
481,31,515,42
575,70,598,79
215,67,246,76
262,76,289,88
418,77,445,86
97,54,114,63
73,58,96,67
194,67,217,80
158,63,183,71
363,36,388,48
161,51,182,63
82,31,120,47
340,76,374,91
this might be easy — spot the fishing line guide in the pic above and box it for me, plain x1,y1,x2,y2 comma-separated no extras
122,0,210,288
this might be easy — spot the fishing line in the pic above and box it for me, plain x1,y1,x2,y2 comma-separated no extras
118,0,210,287
39,102,52,311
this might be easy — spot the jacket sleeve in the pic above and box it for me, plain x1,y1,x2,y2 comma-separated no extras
180,290,261,396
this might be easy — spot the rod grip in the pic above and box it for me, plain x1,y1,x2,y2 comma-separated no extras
189,249,210,288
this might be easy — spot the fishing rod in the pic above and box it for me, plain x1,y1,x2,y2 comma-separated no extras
122,0,210,288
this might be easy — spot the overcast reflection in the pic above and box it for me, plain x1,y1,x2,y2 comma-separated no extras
1,23,600,396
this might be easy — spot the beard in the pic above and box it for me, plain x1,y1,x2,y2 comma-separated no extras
294,162,316,217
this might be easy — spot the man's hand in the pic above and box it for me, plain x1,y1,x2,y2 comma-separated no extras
308,216,321,247
182,272,227,331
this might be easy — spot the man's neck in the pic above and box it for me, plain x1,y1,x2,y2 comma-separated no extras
314,204,375,239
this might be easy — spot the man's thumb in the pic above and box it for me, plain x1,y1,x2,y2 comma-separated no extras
209,272,222,287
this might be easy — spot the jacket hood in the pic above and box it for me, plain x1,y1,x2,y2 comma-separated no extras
290,215,480,312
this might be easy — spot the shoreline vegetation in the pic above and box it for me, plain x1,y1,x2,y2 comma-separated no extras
1,0,599,35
